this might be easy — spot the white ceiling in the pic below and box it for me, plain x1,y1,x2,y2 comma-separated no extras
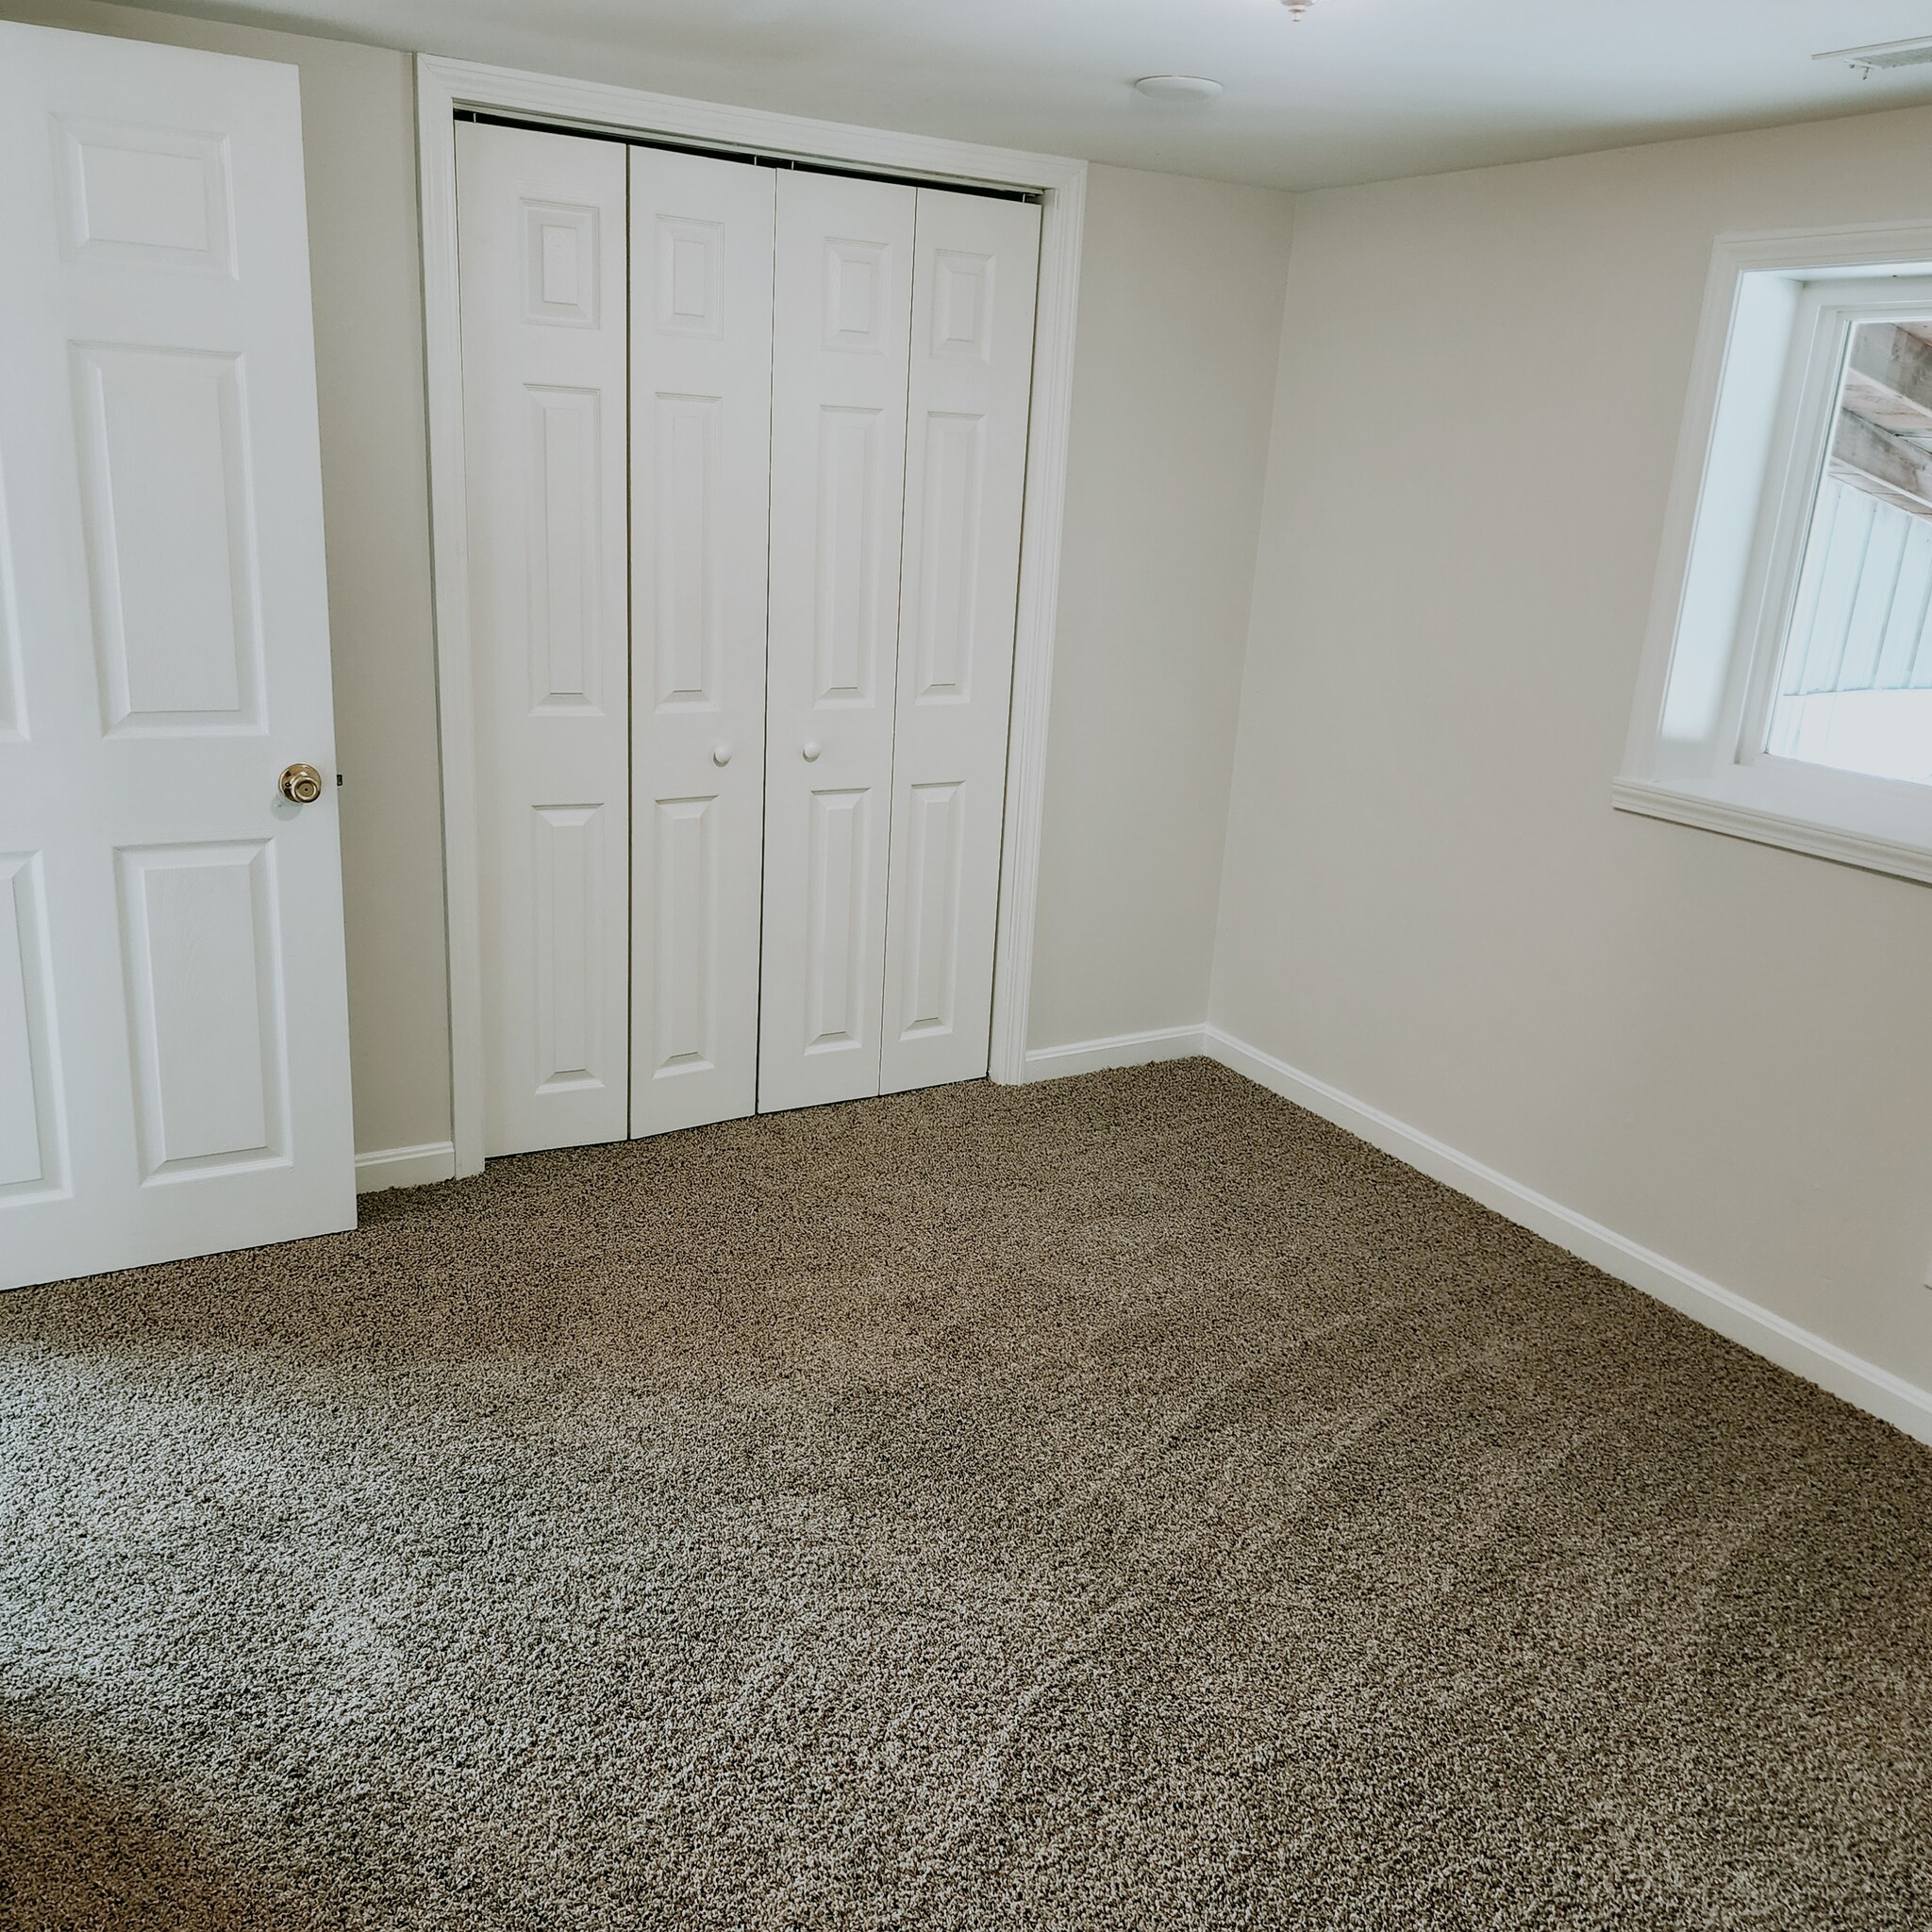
125,0,1932,191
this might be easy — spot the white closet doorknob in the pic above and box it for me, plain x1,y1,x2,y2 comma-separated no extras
802,741,821,762
712,743,733,767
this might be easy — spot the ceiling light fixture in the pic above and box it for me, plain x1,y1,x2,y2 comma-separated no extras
1132,74,1224,102
1814,35,1932,75
1281,0,1316,17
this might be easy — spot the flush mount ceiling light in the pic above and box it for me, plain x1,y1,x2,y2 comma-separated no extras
1281,0,1316,17
1814,35,1932,75
1132,74,1224,101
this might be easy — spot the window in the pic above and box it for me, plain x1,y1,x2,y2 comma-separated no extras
1618,225,1932,885
1766,309,1932,788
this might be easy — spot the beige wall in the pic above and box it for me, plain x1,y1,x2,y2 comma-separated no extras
6,1,1294,1149
1026,164,1294,1050
1213,105,1932,1388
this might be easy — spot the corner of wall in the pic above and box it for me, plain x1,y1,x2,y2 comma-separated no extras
1205,189,1301,1036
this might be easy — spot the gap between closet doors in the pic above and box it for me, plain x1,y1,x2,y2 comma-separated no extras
455,117,1042,1159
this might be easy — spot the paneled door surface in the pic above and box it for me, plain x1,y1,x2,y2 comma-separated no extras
0,23,355,1291
458,123,631,1157
629,147,775,1138
880,188,1041,1093
758,171,917,1114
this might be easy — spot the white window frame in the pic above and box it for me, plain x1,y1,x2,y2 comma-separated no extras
1617,222,1932,885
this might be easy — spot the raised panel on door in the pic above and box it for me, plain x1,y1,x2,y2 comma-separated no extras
802,786,874,1053
457,122,629,1157
758,170,915,1115
115,841,287,1182
54,114,235,273
529,802,609,1099
880,189,1041,1094
71,343,263,734
0,24,354,1291
629,146,774,1138
648,794,718,1083
525,386,607,713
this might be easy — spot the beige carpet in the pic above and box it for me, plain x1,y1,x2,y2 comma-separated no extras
3,1059,1930,1931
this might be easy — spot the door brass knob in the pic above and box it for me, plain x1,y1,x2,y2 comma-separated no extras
279,762,325,805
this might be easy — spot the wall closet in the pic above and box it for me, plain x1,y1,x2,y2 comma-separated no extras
455,121,1041,1157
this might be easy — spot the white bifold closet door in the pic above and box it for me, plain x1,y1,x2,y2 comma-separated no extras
629,148,775,1138
459,127,1041,1148
758,174,1041,1112
457,123,630,1158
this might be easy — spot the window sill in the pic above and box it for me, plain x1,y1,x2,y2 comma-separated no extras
1611,774,1932,887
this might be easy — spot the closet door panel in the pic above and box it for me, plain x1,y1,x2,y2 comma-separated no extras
458,124,629,1157
630,149,774,1136
758,173,915,1114
881,190,1041,1093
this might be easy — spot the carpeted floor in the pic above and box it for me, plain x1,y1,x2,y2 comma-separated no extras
3,1059,1930,1931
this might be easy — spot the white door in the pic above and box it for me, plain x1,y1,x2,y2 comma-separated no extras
758,171,917,1115
457,123,630,1158
629,148,774,1138
0,24,354,1291
880,189,1041,1092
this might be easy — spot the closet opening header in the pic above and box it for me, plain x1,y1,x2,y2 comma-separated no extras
453,109,1042,203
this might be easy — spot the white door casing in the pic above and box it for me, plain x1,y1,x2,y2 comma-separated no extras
629,147,774,1137
758,171,917,1114
418,63,1087,1173
0,23,354,1291
457,123,630,1157
881,190,1041,1093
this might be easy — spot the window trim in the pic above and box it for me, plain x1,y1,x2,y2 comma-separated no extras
1617,221,1932,886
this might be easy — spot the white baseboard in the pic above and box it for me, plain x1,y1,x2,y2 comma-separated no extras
1201,1024,1932,1449
1019,1024,1207,1082
355,1141,458,1193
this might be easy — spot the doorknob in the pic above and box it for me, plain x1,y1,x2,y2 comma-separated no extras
712,743,733,767
802,741,821,762
278,762,325,804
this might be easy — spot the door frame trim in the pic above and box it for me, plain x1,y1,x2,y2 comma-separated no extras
415,55,1086,1175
